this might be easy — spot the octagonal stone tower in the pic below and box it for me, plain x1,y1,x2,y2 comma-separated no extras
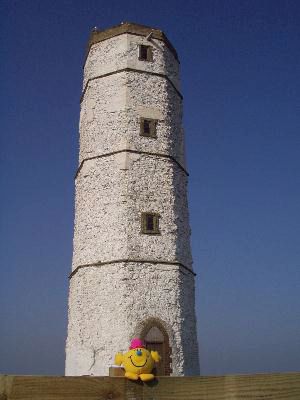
66,22,200,376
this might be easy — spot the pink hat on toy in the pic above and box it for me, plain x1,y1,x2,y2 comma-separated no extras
129,338,145,349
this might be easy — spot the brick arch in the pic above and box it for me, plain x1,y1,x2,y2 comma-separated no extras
134,318,172,376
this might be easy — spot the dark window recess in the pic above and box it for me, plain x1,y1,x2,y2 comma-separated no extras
144,119,150,135
139,45,153,61
140,118,157,138
141,213,160,234
146,214,154,231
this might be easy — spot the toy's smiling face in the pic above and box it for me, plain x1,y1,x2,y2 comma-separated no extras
123,348,154,374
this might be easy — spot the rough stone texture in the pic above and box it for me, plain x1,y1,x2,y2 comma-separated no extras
79,72,184,167
66,26,200,376
72,155,191,268
87,22,179,63
83,33,180,90
66,263,199,376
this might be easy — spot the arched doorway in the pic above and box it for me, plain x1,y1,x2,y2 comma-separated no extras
141,323,172,376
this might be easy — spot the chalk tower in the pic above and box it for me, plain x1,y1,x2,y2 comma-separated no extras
66,22,200,376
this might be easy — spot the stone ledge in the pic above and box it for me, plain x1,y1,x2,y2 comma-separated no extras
69,259,196,279
80,68,183,103
75,149,189,180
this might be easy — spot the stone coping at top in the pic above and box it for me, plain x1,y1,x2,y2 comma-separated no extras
85,21,179,64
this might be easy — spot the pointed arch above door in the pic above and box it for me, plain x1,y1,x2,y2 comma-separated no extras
140,320,172,376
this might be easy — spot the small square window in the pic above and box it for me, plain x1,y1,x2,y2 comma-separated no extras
141,213,160,234
140,118,157,138
139,45,153,62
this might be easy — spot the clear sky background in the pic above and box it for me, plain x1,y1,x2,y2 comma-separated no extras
1,0,299,376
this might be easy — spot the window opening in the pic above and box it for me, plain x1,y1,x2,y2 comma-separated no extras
140,118,157,138
139,45,153,61
141,213,160,234
144,119,150,135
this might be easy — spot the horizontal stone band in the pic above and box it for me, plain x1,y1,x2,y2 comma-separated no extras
75,149,189,179
80,67,183,104
69,259,196,279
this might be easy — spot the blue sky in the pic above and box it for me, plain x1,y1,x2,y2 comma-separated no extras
1,0,299,375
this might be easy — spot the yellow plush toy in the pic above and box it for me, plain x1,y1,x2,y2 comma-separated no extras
115,338,161,381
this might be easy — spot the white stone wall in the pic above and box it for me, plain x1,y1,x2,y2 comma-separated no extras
66,263,199,376
83,34,180,91
72,154,192,269
66,28,200,376
79,71,184,167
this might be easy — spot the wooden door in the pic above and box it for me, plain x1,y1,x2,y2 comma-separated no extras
143,326,172,376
